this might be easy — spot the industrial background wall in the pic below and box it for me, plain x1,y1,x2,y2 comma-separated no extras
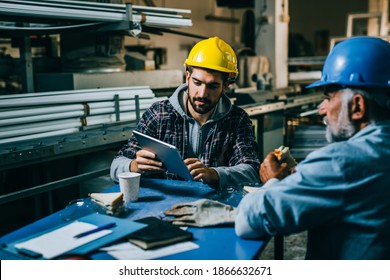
123,0,368,69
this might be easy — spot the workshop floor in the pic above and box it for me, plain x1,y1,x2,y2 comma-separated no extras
258,231,307,260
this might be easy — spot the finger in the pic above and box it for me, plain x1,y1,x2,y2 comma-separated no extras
168,216,197,226
164,206,191,214
165,211,193,217
164,207,195,216
191,167,218,185
136,154,164,169
171,220,197,227
184,158,200,165
260,158,289,183
170,216,196,222
260,155,279,183
166,202,194,210
165,217,194,224
164,209,186,216
137,163,164,172
279,162,290,178
192,173,203,182
189,167,206,182
188,162,205,173
185,160,201,175
136,149,157,159
265,152,278,163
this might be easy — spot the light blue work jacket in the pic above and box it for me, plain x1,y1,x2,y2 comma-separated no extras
236,120,390,259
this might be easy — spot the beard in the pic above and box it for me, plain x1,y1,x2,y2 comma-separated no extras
325,95,358,143
188,96,217,115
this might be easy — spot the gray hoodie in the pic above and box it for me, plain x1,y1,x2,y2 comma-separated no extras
111,83,260,189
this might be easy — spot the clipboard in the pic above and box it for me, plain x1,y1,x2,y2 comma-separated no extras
2,213,147,259
133,130,194,181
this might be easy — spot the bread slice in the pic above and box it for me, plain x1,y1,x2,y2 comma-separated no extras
89,192,123,207
273,145,297,168
92,199,121,211
273,145,289,161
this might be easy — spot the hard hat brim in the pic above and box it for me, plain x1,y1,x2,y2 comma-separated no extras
306,80,328,89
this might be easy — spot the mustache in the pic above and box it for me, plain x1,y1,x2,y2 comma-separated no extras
193,97,210,103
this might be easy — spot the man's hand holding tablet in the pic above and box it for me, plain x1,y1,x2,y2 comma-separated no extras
132,131,194,181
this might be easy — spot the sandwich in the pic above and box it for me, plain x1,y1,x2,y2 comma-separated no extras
273,145,297,169
89,192,124,215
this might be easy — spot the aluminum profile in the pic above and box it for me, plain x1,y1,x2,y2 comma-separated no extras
0,0,192,31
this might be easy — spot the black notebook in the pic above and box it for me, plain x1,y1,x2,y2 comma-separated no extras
128,217,193,250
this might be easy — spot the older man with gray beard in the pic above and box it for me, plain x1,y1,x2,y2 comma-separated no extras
235,36,390,260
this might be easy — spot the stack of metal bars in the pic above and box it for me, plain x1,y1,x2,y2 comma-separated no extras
0,86,166,144
0,0,192,31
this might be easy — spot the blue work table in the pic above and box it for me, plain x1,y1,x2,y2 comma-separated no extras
0,179,268,260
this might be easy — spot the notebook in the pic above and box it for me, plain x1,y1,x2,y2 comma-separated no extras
128,217,193,250
3,213,147,259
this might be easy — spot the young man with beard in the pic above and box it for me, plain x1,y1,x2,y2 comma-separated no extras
235,37,390,259
111,37,260,189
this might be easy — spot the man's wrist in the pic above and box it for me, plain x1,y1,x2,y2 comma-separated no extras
130,160,137,172
209,167,220,185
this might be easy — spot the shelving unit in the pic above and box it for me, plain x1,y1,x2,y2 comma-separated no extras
0,0,192,93
0,1,193,232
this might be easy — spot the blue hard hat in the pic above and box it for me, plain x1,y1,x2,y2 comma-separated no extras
307,36,390,89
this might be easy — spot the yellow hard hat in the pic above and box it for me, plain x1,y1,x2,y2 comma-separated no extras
184,37,239,82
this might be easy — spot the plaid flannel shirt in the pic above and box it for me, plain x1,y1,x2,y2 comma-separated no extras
115,97,260,182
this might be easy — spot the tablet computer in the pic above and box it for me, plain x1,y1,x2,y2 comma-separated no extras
133,130,194,181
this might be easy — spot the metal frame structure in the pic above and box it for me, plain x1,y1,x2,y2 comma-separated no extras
0,1,192,93
346,12,387,37
0,1,193,222
0,0,192,29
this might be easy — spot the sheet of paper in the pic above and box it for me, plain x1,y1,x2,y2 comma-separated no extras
243,186,261,193
14,221,112,259
100,241,199,260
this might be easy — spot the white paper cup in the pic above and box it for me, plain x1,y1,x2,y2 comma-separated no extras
118,172,141,203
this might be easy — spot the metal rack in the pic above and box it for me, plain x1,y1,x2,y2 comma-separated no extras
0,121,135,203
0,0,192,93
0,0,192,31
0,85,163,209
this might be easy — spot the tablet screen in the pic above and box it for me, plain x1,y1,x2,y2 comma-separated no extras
133,130,194,181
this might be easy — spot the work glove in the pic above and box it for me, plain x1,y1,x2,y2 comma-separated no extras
164,199,236,227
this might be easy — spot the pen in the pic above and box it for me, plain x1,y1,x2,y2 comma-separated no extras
73,222,116,238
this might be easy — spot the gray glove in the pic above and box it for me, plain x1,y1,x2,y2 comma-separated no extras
164,199,236,227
